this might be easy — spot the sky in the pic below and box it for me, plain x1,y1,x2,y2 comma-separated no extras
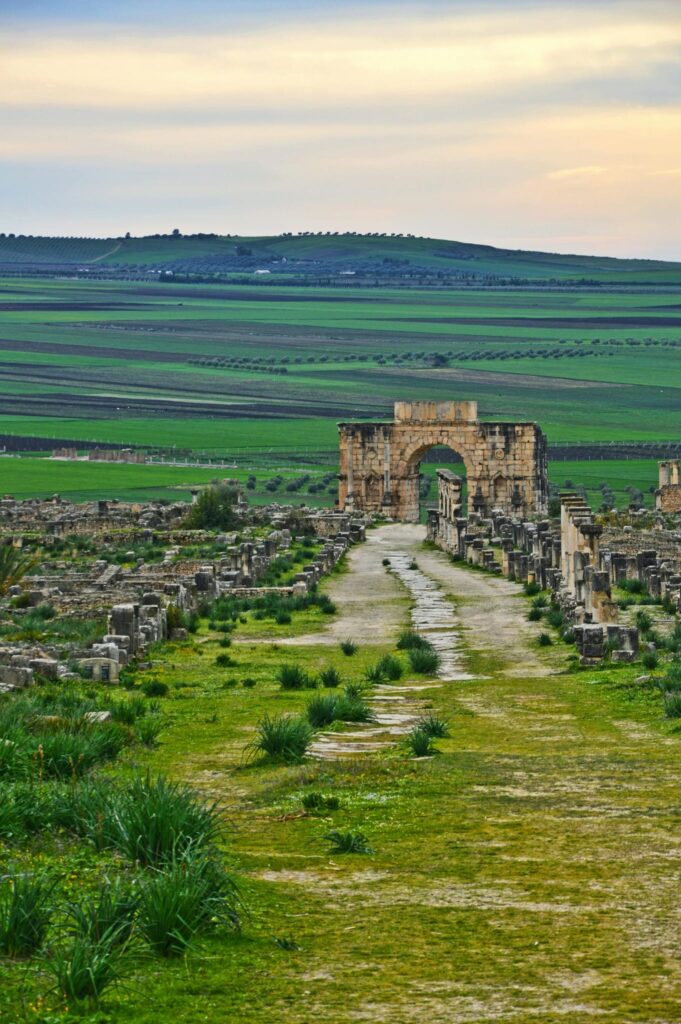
1,0,680,259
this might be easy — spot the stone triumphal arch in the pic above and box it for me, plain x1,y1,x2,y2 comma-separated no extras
338,401,548,521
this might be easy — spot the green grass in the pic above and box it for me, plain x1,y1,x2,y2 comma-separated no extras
2,575,681,1020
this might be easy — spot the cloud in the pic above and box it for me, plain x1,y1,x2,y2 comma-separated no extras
0,1,680,257
2,8,680,110
546,166,607,180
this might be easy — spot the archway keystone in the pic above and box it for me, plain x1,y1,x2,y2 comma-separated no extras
339,401,547,521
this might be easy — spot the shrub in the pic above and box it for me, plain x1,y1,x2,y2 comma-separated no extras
36,725,127,780
620,578,646,595
365,663,386,684
340,639,357,656
276,611,292,625
277,664,315,690
408,646,440,674
215,653,234,668
335,694,375,723
302,792,340,813
44,931,126,1006
343,682,368,701
319,667,341,688
218,636,232,649
249,714,313,763
663,691,681,718
184,485,238,531
407,727,435,757
415,715,449,738
100,774,223,866
316,594,336,615
66,881,138,946
136,717,163,748
408,560,418,570
524,582,541,596
141,680,168,698
635,610,653,633
527,607,543,622
546,608,565,629
323,830,373,854
242,677,256,689
0,872,54,957
397,630,430,651
306,694,339,728
109,697,146,726
641,650,659,670
382,558,391,566
562,628,575,645
532,596,548,609
537,633,553,647
376,654,403,681
139,855,239,957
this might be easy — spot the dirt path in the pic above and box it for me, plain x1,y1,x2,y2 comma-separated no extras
302,524,553,758
274,526,411,646
282,523,552,677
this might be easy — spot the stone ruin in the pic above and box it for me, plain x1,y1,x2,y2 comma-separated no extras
339,400,547,521
426,482,681,664
656,460,681,514
0,498,367,693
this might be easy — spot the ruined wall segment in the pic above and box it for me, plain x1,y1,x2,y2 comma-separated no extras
339,400,547,520
656,460,681,513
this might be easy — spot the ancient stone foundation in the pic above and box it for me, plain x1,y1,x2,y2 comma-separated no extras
339,401,547,521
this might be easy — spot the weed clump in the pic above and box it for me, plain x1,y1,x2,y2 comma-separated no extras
0,872,54,957
139,855,239,957
44,930,127,1006
277,664,316,690
641,650,659,670
408,645,440,674
407,727,436,757
397,630,430,651
141,679,169,698
250,714,313,763
375,654,403,681
340,639,357,656
302,792,341,813
323,830,373,854
319,667,342,688
415,715,449,738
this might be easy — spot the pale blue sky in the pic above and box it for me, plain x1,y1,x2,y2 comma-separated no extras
2,0,680,258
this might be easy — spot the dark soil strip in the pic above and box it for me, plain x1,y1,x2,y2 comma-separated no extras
0,338,190,362
387,315,681,328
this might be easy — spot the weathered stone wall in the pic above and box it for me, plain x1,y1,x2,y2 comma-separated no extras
427,480,651,665
339,400,547,521
656,461,681,513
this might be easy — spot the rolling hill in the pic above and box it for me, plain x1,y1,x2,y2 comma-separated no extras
0,232,679,284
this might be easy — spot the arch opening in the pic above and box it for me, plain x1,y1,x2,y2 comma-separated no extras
408,443,469,521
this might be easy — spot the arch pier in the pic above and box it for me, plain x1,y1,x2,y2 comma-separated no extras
338,401,547,521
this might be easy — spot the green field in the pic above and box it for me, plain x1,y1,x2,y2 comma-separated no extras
0,455,659,510
1,238,680,503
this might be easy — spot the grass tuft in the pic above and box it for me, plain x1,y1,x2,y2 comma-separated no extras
323,830,374,854
0,872,54,958
249,713,313,763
